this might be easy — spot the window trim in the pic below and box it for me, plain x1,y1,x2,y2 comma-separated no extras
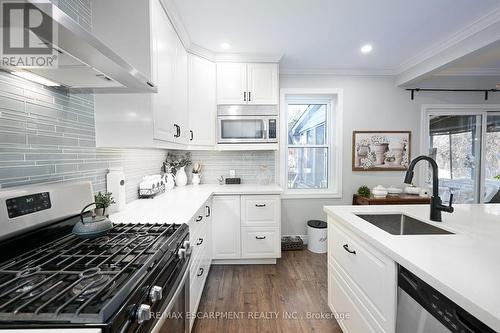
280,88,343,199
420,104,500,204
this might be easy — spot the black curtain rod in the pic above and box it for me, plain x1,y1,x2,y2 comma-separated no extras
406,88,499,101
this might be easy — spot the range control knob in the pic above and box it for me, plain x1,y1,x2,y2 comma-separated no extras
149,285,163,303
136,304,152,324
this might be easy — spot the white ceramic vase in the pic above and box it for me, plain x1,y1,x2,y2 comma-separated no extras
192,173,201,185
175,166,188,187
165,173,175,190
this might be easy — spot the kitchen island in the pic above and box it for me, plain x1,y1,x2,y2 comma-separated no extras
324,204,500,333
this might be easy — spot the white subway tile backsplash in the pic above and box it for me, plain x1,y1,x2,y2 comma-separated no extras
182,150,276,184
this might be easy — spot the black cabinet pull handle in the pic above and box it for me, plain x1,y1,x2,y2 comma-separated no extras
255,204,266,207
173,124,180,138
343,244,356,255
243,91,246,102
195,215,203,222
190,130,193,141
197,267,204,277
205,205,211,217
255,236,266,240
196,238,203,246
248,91,251,102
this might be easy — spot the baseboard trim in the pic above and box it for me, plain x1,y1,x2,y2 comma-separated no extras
212,258,277,265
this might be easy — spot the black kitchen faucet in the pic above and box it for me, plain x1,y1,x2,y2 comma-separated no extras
404,155,454,222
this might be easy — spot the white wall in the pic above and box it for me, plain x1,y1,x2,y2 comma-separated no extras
279,74,500,236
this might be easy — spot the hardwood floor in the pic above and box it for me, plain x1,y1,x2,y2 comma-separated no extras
192,250,343,333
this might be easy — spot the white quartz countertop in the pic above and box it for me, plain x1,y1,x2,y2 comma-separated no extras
110,184,282,224
323,204,500,332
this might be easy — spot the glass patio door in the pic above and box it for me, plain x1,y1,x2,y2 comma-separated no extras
425,108,500,204
428,114,482,203
484,113,500,203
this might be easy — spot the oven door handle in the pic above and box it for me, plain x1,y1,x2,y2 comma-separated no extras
163,266,189,314
150,266,190,333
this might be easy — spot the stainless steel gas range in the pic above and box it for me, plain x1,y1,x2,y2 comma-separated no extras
0,182,191,333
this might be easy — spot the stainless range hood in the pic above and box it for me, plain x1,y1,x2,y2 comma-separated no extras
1,1,157,94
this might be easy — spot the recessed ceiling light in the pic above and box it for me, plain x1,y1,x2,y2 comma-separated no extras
361,44,373,54
220,42,231,50
11,71,60,86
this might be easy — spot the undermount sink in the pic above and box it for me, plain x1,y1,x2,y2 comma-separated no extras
355,214,454,235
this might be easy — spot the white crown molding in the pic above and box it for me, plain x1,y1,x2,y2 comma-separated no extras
161,0,500,78
159,0,282,64
435,67,500,77
215,52,283,63
397,5,500,74
159,0,191,49
280,68,396,76
187,43,216,61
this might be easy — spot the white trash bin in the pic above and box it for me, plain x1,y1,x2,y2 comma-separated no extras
307,220,327,253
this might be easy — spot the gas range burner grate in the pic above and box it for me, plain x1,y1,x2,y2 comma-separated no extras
71,268,114,300
0,223,182,323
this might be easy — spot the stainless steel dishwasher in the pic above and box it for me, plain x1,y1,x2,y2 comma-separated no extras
396,266,495,333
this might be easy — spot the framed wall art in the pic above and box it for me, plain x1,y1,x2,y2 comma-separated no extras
352,131,411,171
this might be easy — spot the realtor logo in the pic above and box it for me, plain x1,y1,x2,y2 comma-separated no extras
0,0,58,67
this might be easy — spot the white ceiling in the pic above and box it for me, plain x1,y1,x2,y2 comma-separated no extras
171,0,500,73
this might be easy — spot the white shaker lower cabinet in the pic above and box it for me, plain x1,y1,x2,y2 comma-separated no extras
327,216,397,333
188,198,212,331
212,196,241,259
212,195,281,263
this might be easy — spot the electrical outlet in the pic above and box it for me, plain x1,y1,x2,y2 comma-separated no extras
229,169,236,178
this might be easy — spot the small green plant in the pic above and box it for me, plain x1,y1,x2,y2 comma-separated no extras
163,152,192,174
94,192,115,209
495,175,500,180
357,185,371,198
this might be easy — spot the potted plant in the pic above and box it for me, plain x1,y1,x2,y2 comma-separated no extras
357,185,371,198
164,152,192,187
94,192,115,216
191,162,202,185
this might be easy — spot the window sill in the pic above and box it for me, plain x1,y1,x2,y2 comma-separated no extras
281,192,343,200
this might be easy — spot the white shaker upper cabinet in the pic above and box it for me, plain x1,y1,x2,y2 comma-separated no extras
216,63,247,105
151,0,177,143
171,37,189,144
92,0,189,148
216,63,278,105
247,63,279,105
188,54,216,146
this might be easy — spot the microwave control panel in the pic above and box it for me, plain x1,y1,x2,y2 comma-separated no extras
268,119,277,139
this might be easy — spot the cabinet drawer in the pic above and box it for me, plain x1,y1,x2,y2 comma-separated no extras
329,263,380,333
241,227,280,258
241,195,280,226
189,204,210,239
190,226,208,265
190,240,210,319
330,220,396,331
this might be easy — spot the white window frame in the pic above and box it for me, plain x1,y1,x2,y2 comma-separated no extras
420,104,500,204
280,88,343,199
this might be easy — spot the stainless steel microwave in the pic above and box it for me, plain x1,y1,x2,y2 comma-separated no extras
217,105,278,144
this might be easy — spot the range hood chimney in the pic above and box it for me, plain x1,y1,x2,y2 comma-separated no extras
0,0,157,94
